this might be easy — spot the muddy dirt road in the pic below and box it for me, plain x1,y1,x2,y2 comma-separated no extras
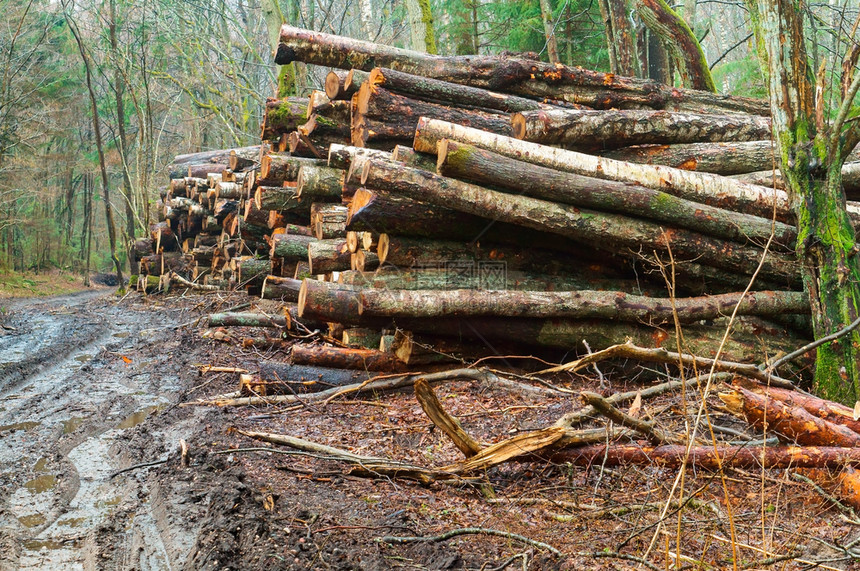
0,290,211,570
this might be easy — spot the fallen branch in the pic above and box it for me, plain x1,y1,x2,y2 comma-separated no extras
581,391,684,445
378,527,562,557
414,378,482,457
170,271,225,291
538,340,800,390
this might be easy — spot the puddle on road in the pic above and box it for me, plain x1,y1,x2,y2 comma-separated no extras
0,421,41,433
56,517,87,528
24,474,57,494
94,496,121,508
18,513,46,528
74,354,91,363
23,538,80,551
116,405,163,429
33,457,48,472
61,416,86,434
112,332,129,338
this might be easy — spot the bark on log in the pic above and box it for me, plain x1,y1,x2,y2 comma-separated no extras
327,144,392,170
171,145,262,167
361,158,799,283
325,70,350,100
255,185,306,214
296,165,345,203
254,363,374,394
414,118,792,222
351,83,511,148
391,145,438,171
736,380,860,434
261,276,303,302
311,203,348,239
368,67,562,114
414,378,482,457
602,141,777,175
290,344,408,371
270,232,317,260
275,25,768,114
183,163,228,180
259,153,324,184
512,109,771,151
208,312,290,328
342,327,383,349
307,239,353,274
234,257,272,288
437,140,795,249
357,288,809,324
719,386,860,447
261,97,308,141
552,445,860,469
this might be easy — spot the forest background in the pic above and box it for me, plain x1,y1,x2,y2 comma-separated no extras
0,0,813,281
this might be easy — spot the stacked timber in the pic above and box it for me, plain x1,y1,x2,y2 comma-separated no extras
152,25,860,385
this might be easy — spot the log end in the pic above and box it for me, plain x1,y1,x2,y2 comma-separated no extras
510,113,527,140
325,71,344,100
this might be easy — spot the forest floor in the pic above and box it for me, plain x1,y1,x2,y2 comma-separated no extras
0,271,89,299
0,290,857,570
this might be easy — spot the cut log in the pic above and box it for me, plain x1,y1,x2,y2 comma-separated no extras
602,141,778,175
342,327,382,349
719,386,860,447
357,288,809,324
327,144,392,170
275,25,768,114
171,145,263,167
261,276,303,302
208,312,290,328
307,239,353,274
234,257,272,288
296,165,346,203
255,185,306,214
351,249,379,272
259,153,324,184
183,163,228,179
437,140,795,249
361,159,799,283
324,69,350,100
270,232,317,260
736,380,860,434
261,97,308,141
391,145,438,171
290,344,408,371
351,83,511,148
344,69,370,96
552,445,860,469
255,363,375,394
368,67,562,114
413,118,791,222
511,108,771,151
311,203,348,239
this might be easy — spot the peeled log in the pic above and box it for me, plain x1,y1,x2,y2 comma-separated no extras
552,445,860,470
414,118,791,222
361,158,799,284
438,140,795,249
719,386,860,447
275,25,767,115
290,344,408,372
352,84,511,148
512,108,771,151
357,288,809,324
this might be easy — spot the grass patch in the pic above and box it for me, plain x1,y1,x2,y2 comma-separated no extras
0,271,88,299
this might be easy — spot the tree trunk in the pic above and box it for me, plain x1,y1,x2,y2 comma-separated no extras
600,0,639,76
290,344,408,371
538,0,561,64
746,0,860,404
512,109,771,150
415,118,792,221
274,25,768,114
357,288,808,324
361,158,799,284
437,140,795,248
635,0,715,91
404,0,437,54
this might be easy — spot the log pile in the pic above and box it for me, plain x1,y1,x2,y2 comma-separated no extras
149,27,860,502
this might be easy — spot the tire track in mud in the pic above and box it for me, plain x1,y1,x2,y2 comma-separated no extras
0,290,193,571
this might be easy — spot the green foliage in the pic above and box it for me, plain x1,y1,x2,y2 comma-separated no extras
711,56,767,99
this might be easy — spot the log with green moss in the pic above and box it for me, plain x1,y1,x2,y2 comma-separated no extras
362,158,800,284
296,164,346,203
437,140,795,249
261,97,308,141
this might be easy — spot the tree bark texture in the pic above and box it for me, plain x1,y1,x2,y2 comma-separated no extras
512,109,771,151
602,140,777,175
261,97,309,141
275,25,767,114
